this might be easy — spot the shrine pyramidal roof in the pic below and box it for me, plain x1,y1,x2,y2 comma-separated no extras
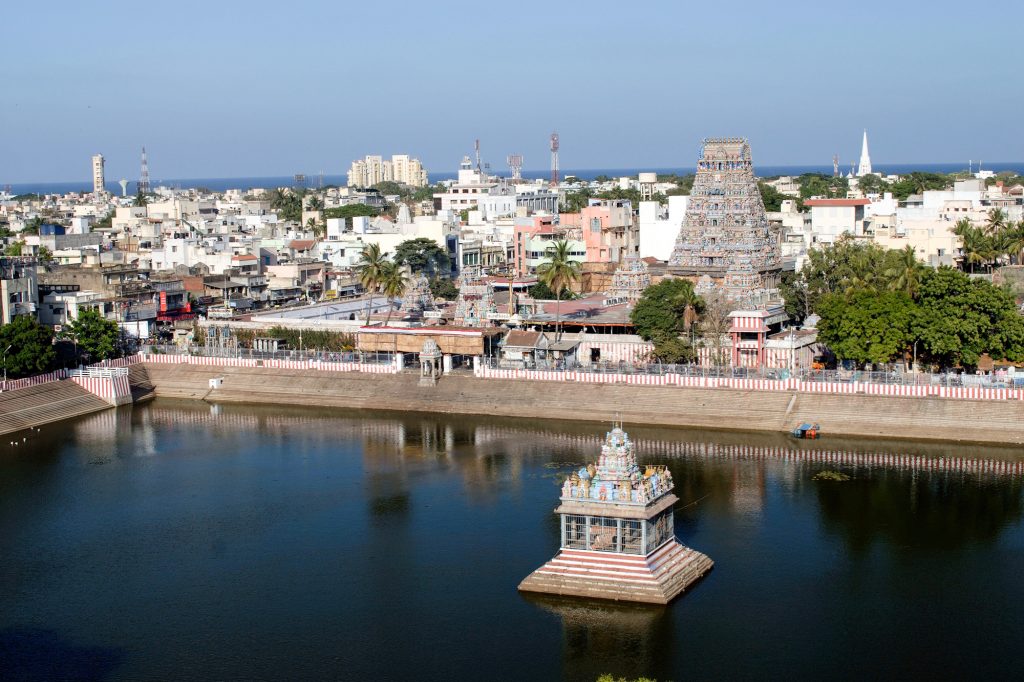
560,426,673,506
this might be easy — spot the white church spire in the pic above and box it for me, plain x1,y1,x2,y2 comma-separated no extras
857,129,873,177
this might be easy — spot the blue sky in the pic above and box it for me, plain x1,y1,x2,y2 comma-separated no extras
2,0,1022,183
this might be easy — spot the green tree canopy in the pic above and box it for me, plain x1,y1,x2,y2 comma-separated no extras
322,204,380,230
66,308,122,362
429,277,458,301
913,267,1024,368
559,189,593,213
393,238,449,276
630,278,705,342
816,290,915,366
528,281,576,301
0,316,55,379
857,173,889,195
758,182,791,212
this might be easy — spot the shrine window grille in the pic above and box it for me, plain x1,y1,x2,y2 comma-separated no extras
644,509,675,554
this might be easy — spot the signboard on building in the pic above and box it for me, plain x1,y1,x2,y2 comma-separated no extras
423,311,443,319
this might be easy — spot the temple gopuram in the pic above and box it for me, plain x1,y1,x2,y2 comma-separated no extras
519,426,713,604
669,137,781,304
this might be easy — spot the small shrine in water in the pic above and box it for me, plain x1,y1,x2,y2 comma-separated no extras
519,426,713,604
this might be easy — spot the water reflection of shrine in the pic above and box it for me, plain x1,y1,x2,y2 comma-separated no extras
522,594,672,682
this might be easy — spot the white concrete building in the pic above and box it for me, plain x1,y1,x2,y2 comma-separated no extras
638,195,688,261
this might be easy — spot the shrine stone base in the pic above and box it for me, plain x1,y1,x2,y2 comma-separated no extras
518,540,713,605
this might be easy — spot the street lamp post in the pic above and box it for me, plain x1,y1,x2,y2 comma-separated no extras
2,344,12,388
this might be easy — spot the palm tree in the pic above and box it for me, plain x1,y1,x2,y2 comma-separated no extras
1002,221,1024,265
884,245,923,298
536,240,581,341
984,208,1007,237
380,262,410,326
673,282,705,341
355,243,387,325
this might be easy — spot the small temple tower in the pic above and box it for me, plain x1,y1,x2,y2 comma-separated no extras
519,426,713,604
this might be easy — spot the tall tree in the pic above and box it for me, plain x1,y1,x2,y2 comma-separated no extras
355,243,388,326
393,238,450,276
0,315,55,379
816,290,915,367
379,262,410,326
883,245,925,299
630,278,705,363
66,308,122,362
536,240,581,340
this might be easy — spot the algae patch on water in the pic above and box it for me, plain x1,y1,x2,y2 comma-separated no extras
813,470,851,482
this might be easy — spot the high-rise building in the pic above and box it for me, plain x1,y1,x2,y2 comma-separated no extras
669,138,781,304
91,154,106,196
347,154,428,188
857,130,873,177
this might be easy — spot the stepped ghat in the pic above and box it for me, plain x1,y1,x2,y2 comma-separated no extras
519,426,713,604
669,137,781,303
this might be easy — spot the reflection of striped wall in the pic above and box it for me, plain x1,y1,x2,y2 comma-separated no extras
473,426,1024,478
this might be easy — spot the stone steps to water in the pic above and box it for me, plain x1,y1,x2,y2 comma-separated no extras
0,380,111,436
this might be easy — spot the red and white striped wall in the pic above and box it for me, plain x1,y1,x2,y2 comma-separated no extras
70,374,133,406
1,369,68,392
472,364,1024,402
141,354,398,374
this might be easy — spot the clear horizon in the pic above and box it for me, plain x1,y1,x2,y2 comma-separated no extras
3,0,1022,184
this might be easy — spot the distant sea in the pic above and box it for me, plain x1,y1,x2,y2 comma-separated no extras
6,162,1023,196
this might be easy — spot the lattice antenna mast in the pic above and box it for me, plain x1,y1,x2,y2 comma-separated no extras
549,132,559,188
833,155,839,177
475,139,482,173
139,146,150,194
507,154,523,181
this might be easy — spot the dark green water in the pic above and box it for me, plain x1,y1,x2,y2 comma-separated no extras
1,400,1023,681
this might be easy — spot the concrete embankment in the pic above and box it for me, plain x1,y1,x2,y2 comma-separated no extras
133,362,1024,445
0,380,112,436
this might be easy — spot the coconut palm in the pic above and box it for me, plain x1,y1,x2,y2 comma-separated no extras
1002,221,1024,265
355,243,387,325
884,244,924,299
536,239,581,341
984,208,1007,237
673,282,705,337
380,262,410,326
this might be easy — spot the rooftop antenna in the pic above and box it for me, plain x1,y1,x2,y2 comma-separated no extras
475,139,482,173
139,146,150,194
549,132,560,188
318,170,324,189
507,154,523,181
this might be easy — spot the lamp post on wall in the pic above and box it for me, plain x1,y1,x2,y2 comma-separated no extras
2,344,12,388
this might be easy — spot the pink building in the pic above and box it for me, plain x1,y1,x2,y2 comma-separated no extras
559,199,635,264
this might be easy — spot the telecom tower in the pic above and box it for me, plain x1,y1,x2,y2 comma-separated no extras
833,155,840,177
139,147,151,195
507,154,523,181
474,139,482,173
549,132,559,188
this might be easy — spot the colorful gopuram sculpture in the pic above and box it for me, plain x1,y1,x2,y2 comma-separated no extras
669,138,781,304
519,425,713,604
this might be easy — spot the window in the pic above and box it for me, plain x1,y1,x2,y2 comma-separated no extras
563,514,587,549
644,509,674,553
